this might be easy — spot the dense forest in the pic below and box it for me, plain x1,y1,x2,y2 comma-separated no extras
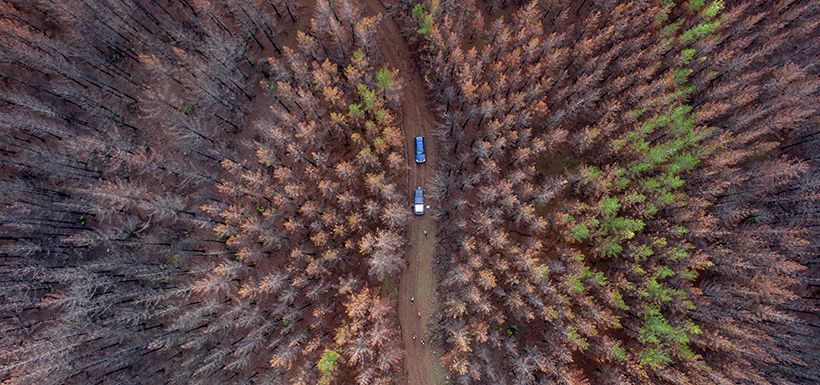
0,1,817,385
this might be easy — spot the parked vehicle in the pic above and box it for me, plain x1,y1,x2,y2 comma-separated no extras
413,187,425,215
415,136,426,163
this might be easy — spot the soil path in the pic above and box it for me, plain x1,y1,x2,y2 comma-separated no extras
361,1,445,384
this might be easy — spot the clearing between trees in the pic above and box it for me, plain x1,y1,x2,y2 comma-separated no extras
362,1,445,384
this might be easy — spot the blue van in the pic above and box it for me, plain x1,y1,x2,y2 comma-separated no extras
413,187,424,215
415,136,426,164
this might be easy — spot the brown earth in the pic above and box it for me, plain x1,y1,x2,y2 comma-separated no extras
361,1,447,384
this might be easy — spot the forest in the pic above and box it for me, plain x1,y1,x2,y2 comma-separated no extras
0,1,816,385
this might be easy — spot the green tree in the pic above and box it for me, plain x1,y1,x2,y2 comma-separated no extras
317,350,340,385
640,348,671,368
375,68,393,89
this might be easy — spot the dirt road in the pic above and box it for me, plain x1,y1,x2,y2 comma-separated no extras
361,1,445,385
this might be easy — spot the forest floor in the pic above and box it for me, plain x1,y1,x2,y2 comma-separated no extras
362,1,448,385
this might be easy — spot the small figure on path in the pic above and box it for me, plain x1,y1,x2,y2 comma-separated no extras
417,311,421,318
410,297,414,303
424,230,427,236
413,336,416,341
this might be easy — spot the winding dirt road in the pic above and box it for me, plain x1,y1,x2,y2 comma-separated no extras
361,1,445,384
